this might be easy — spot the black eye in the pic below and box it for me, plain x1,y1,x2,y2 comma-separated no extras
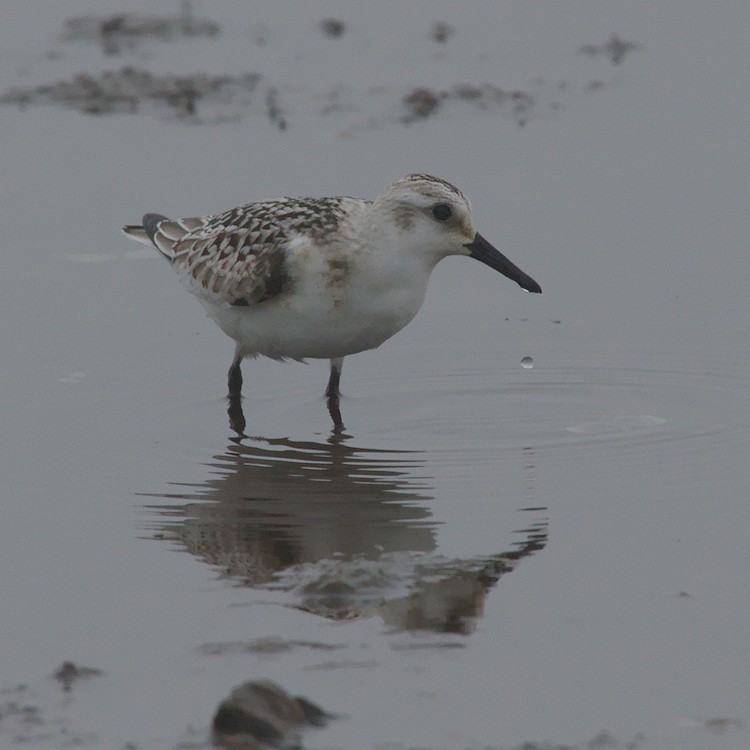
431,203,453,222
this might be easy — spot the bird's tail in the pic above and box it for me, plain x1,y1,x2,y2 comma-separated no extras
121,213,174,261
121,224,151,245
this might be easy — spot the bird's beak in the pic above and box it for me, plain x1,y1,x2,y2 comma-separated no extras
464,232,542,294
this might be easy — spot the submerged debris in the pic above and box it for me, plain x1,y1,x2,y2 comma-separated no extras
265,86,287,130
0,686,42,732
2,68,543,129
704,717,743,735
581,33,642,65
0,682,96,746
0,67,261,122
507,734,645,750
319,18,346,38
199,637,343,656
52,661,104,692
212,680,333,749
63,2,220,55
402,87,442,120
430,21,456,44
402,83,537,126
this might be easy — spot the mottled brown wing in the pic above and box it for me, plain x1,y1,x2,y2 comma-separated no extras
170,226,291,306
146,196,358,307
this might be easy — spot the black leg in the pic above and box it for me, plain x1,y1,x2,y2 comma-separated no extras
227,351,246,436
325,357,343,399
228,354,243,396
325,358,345,432
228,393,246,437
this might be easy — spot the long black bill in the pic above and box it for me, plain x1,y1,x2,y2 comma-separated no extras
465,232,542,294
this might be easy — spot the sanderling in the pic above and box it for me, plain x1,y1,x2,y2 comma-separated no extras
123,174,541,429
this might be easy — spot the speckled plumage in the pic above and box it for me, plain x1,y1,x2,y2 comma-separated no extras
122,174,541,428
142,196,363,307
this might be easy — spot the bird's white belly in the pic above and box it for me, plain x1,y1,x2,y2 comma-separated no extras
202,275,427,361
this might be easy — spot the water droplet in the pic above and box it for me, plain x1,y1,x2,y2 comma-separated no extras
521,356,534,369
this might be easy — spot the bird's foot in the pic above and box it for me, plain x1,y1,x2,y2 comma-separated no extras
326,394,345,434
227,393,246,437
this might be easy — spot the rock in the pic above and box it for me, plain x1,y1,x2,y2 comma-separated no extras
212,680,331,748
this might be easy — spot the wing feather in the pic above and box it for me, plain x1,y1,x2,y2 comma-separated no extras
124,196,366,307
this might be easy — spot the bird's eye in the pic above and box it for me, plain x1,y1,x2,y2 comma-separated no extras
431,203,453,222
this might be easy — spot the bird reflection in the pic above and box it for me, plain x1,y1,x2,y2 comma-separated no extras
144,435,547,634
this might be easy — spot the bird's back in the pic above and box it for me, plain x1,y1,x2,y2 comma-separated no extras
123,196,370,308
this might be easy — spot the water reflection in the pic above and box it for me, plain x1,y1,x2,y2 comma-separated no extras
144,436,547,634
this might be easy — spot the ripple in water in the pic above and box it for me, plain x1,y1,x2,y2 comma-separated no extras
566,414,667,435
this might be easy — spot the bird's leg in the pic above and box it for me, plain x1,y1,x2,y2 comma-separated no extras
227,349,246,437
326,358,343,400
228,350,243,396
326,358,345,432
227,394,246,437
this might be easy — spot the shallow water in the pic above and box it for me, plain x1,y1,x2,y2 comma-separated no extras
1,2,749,749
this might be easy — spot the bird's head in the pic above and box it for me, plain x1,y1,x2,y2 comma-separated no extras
371,174,541,294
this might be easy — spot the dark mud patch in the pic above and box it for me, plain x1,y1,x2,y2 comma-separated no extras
430,21,456,44
0,682,98,747
0,67,262,122
704,717,743,735
3,13,641,132
63,3,220,56
504,735,645,750
0,687,46,744
319,19,346,39
264,86,288,131
402,83,538,127
370,734,646,750
581,33,642,65
198,637,344,657
1,68,546,129
52,661,104,692
402,87,441,120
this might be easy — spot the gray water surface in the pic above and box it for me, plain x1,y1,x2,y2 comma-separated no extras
1,3,748,749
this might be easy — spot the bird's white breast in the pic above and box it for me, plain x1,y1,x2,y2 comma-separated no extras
202,233,432,361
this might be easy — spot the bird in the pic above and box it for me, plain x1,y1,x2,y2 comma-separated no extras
122,173,541,431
